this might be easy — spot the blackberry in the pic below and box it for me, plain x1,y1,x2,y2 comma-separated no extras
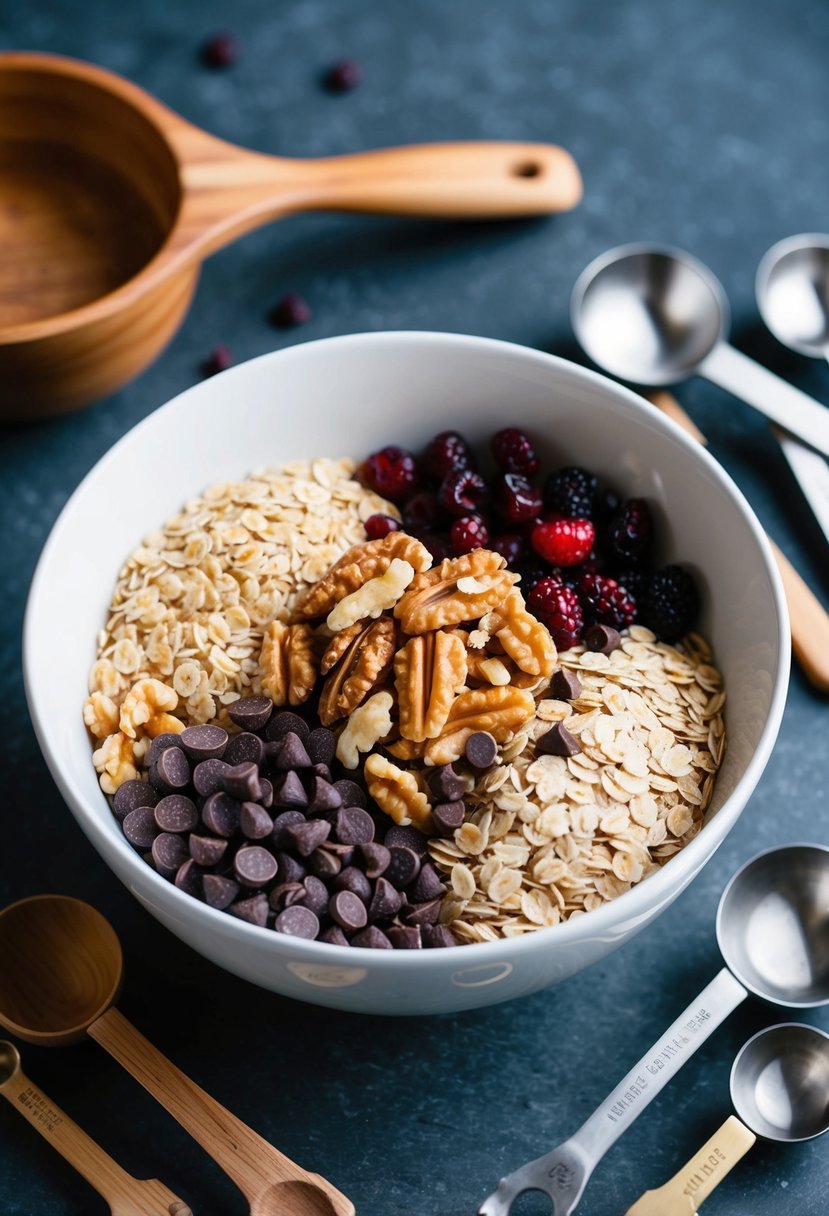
528,577,583,650
643,565,700,642
543,466,598,519
612,567,650,607
607,498,653,563
579,574,637,630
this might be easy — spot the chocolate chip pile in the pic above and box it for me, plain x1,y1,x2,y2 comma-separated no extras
112,697,458,949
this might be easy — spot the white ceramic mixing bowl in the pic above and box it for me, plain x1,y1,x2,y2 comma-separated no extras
24,332,789,1014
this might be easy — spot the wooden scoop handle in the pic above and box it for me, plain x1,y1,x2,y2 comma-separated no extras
0,1058,190,1216
88,1008,353,1216
624,1115,755,1215
647,391,829,693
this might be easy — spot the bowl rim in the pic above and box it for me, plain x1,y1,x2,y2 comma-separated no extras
23,330,791,967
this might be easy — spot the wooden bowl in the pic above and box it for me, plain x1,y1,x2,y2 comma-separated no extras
0,52,582,421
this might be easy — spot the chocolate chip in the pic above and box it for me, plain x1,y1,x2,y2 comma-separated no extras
300,875,329,917
234,846,278,887
334,806,375,845
113,780,158,822
221,761,262,802
330,890,368,931
332,779,366,808
350,926,392,949
402,898,441,926
180,724,228,761
432,800,465,837
423,924,459,948
123,805,159,850
174,858,204,899
319,925,350,946
201,791,241,837
312,763,332,782
189,835,228,867
383,824,429,856
334,867,372,904
306,727,336,765
408,862,446,903
152,832,190,877
258,777,274,809
193,758,231,797
228,696,273,733
359,842,390,879
269,882,305,912
425,764,466,803
550,668,582,700
276,851,307,885
265,712,310,744
223,732,265,768
203,874,239,909
149,733,185,765
584,623,622,655
154,794,199,834
309,846,342,880
229,893,269,926
153,746,191,791
536,721,581,758
273,770,308,809
271,810,307,847
369,877,402,921
307,776,342,815
274,905,319,939
285,818,331,857
385,845,421,889
386,925,422,949
464,730,498,769
240,802,273,840
271,732,312,771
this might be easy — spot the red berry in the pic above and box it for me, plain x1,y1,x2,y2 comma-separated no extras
358,446,419,503
364,514,401,541
491,533,526,565
268,293,312,328
494,473,543,525
451,515,490,555
418,533,453,563
423,431,476,482
531,517,594,567
403,491,441,533
528,578,583,650
439,467,487,517
201,345,233,376
491,428,539,476
200,32,240,67
323,59,363,92
579,574,636,630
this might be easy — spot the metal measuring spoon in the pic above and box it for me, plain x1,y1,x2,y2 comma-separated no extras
756,234,829,361
626,1023,829,1215
477,844,829,1216
0,1040,192,1215
571,242,829,458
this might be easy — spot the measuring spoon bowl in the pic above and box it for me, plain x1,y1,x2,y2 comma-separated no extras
756,234,829,358
731,1022,829,1142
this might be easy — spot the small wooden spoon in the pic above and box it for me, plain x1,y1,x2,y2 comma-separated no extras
0,1039,192,1216
624,1115,755,1215
0,51,581,420
0,896,353,1216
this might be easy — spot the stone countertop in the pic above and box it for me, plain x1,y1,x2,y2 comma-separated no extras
1,1,827,1213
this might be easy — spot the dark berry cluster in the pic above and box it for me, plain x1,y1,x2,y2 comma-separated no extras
359,428,700,647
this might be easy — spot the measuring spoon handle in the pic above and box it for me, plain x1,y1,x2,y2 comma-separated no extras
88,1008,352,1214
699,343,829,459
0,1057,189,1216
567,969,746,1170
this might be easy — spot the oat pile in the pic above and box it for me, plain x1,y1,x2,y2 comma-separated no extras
430,626,725,941
87,459,395,731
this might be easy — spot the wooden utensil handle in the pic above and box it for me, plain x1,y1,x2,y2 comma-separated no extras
627,1115,754,1214
647,391,829,693
0,1063,189,1216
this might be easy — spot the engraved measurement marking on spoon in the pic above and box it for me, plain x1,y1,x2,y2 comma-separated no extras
606,1006,713,1123
682,1147,726,1198
18,1086,63,1132
547,1162,576,1189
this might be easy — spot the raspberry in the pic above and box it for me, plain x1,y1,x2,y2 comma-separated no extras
364,514,401,541
439,467,487,517
579,574,636,630
451,515,490,554
643,566,700,642
402,491,441,533
531,517,594,567
528,578,583,650
493,473,543,525
608,498,653,562
491,533,526,565
543,466,598,519
491,428,539,476
358,446,419,503
423,431,476,482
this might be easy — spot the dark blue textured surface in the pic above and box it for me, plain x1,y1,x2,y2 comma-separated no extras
1,2,828,1213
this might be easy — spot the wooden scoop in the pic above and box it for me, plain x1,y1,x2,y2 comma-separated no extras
0,896,353,1216
624,1115,755,1215
0,51,581,420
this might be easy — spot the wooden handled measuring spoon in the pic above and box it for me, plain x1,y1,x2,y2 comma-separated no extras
0,1040,192,1216
0,51,581,421
0,896,354,1216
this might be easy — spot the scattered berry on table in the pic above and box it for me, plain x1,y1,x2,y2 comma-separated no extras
322,59,363,91
491,427,539,476
200,32,240,67
451,515,490,554
643,565,700,642
544,466,598,519
200,345,233,376
358,446,419,502
423,431,476,481
608,498,653,563
579,573,637,630
531,517,595,567
402,491,441,534
493,473,543,525
268,293,312,328
439,467,487,517
364,514,401,541
528,577,583,650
